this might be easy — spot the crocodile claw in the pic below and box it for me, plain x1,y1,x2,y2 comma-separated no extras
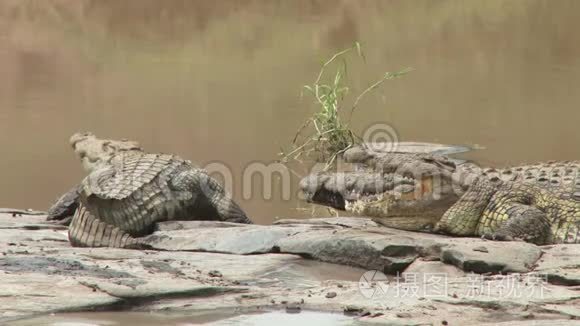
482,233,525,242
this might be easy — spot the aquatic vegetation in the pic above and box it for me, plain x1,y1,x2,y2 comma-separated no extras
279,42,411,168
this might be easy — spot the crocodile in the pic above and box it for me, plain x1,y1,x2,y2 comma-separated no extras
435,176,579,244
49,132,251,248
300,144,580,244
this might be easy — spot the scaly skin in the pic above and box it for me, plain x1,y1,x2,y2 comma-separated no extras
300,144,580,243
436,177,580,244
46,184,81,225
51,132,251,248
68,204,146,249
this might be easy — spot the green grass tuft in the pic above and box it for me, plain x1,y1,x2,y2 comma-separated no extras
279,43,411,169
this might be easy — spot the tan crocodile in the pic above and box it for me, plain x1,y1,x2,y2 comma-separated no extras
49,132,251,248
300,144,580,244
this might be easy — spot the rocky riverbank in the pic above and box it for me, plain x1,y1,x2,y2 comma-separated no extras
1,210,579,325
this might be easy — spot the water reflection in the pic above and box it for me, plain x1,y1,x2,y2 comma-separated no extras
0,1,579,223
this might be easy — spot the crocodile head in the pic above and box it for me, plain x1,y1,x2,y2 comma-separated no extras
70,132,143,173
300,151,472,231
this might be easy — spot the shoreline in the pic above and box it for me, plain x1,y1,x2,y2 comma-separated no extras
1,210,579,324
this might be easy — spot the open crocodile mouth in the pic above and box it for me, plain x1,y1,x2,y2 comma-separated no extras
300,172,418,210
299,171,457,231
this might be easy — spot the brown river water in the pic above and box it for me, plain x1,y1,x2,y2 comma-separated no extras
1,1,580,324
1,1,580,224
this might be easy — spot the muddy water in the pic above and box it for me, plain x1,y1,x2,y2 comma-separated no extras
0,1,579,223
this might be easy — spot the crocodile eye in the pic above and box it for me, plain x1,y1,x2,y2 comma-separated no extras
102,141,116,154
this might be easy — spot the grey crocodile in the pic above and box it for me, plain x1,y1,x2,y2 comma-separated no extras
300,144,580,244
49,132,251,248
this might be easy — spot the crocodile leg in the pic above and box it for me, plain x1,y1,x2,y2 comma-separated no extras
171,169,252,224
47,184,81,224
437,177,555,244
479,203,552,245
69,204,149,249
196,172,251,224
435,177,496,236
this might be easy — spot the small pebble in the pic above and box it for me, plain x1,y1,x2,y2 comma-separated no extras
523,313,535,319
325,291,337,298
208,270,222,277
285,302,302,313
343,305,368,316
472,246,489,253
396,312,412,318
344,305,363,314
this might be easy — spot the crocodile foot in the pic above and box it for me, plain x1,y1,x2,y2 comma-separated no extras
481,232,524,242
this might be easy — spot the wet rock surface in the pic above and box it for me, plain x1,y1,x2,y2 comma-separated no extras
440,239,542,274
1,211,579,325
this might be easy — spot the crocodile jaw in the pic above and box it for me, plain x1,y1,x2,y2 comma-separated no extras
70,132,143,173
301,172,459,232
343,190,458,232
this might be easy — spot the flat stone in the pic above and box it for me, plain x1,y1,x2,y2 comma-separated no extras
78,278,241,300
440,239,542,273
0,228,68,244
403,259,466,279
0,272,120,322
540,300,580,318
2,211,579,325
154,220,247,231
276,229,436,274
148,219,442,274
274,217,380,228
0,246,306,321
0,209,46,216
145,223,316,254
0,256,134,279
535,245,580,286
478,321,580,326
0,213,64,231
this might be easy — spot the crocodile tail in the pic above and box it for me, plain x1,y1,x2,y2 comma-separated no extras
68,203,148,248
215,195,252,224
198,173,252,224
